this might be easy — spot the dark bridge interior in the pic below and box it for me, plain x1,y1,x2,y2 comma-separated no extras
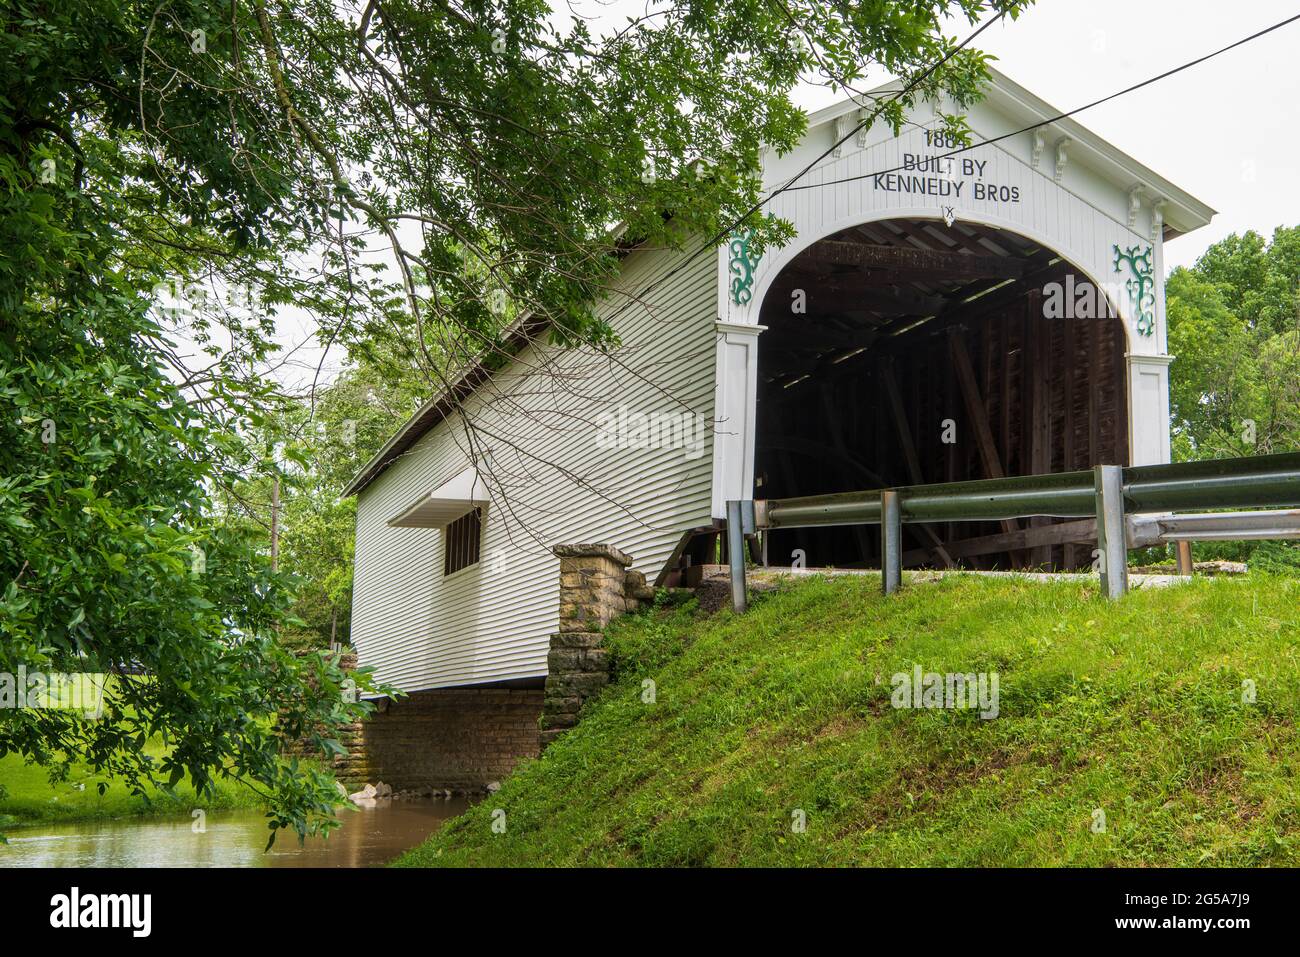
753,217,1128,572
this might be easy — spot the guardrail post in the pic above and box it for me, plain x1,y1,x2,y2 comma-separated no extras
726,499,747,613
1176,540,1194,576
1094,465,1128,599
882,489,902,595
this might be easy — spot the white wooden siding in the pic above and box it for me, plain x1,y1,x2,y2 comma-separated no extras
710,79,1212,493
351,243,718,693
352,73,1213,691
731,104,1161,354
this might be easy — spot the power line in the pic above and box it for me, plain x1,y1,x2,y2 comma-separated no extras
758,5,1008,209
605,8,1300,330
784,10,1300,193
604,9,1009,323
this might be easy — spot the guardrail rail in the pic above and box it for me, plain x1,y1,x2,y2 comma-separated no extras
724,451,1300,611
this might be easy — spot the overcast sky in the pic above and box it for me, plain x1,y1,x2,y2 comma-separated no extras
562,0,1299,271
927,0,1300,272
270,0,1300,390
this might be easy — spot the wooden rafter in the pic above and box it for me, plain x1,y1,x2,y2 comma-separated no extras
772,272,947,315
820,385,875,559
758,434,887,488
802,239,1025,280
902,518,1097,565
948,328,1025,566
880,360,954,568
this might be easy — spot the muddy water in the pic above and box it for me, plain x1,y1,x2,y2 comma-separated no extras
0,798,471,868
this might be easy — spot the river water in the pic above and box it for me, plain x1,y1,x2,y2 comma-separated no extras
0,798,471,868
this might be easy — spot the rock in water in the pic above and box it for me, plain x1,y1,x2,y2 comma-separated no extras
348,783,378,806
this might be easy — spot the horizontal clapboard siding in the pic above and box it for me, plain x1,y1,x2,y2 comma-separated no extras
351,243,717,692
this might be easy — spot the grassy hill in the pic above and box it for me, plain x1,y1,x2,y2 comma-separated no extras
398,572,1300,867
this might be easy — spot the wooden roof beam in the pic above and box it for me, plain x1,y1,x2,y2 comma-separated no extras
769,272,947,315
762,325,879,352
801,239,1025,280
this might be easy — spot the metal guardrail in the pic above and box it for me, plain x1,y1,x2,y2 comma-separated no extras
726,452,1300,611
1130,509,1300,542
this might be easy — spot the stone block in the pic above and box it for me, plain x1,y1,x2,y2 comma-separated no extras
552,544,634,566
580,648,609,670
545,672,609,696
542,542,637,748
625,569,656,602
550,631,603,649
541,695,583,714
547,648,581,671
539,712,578,730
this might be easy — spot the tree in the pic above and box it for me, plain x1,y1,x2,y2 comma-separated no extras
2,0,1028,836
217,356,425,652
1166,267,1259,458
0,0,396,841
1167,231,1300,459
1194,226,1300,334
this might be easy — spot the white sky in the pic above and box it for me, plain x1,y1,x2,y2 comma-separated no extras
265,0,1300,390
929,0,1300,272
553,0,1299,272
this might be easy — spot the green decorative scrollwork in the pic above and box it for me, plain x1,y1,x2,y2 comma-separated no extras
1113,243,1155,337
728,229,761,306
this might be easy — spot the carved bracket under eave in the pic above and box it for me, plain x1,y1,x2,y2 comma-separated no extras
833,113,857,158
1150,198,1166,242
1054,137,1072,183
1127,185,1144,228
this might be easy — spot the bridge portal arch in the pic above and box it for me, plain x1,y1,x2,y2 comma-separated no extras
735,213,1131,571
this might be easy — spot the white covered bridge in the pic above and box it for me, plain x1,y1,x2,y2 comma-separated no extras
339,68,1214,788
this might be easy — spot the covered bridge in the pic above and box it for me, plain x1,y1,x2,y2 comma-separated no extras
340,67,1214,789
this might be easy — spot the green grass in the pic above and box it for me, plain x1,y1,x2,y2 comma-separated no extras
399,572,1300,867
0,741,260,829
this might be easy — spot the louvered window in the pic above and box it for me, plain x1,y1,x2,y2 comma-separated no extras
443,507,482,576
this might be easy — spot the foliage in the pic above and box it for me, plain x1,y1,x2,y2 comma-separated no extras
2,0,1027,837
217,357,425,651
0,0,393,842
0,740,260,827
0,292,392,842
1194,226,1300,335
401,572,1300,867
1164,225,1300,572
1167,228,1300,460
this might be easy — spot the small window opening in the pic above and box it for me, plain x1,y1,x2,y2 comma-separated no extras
443,507,482,576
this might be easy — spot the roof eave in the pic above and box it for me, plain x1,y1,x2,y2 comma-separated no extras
803,67,1217,236
348,71,1217,496
340,312,548,498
